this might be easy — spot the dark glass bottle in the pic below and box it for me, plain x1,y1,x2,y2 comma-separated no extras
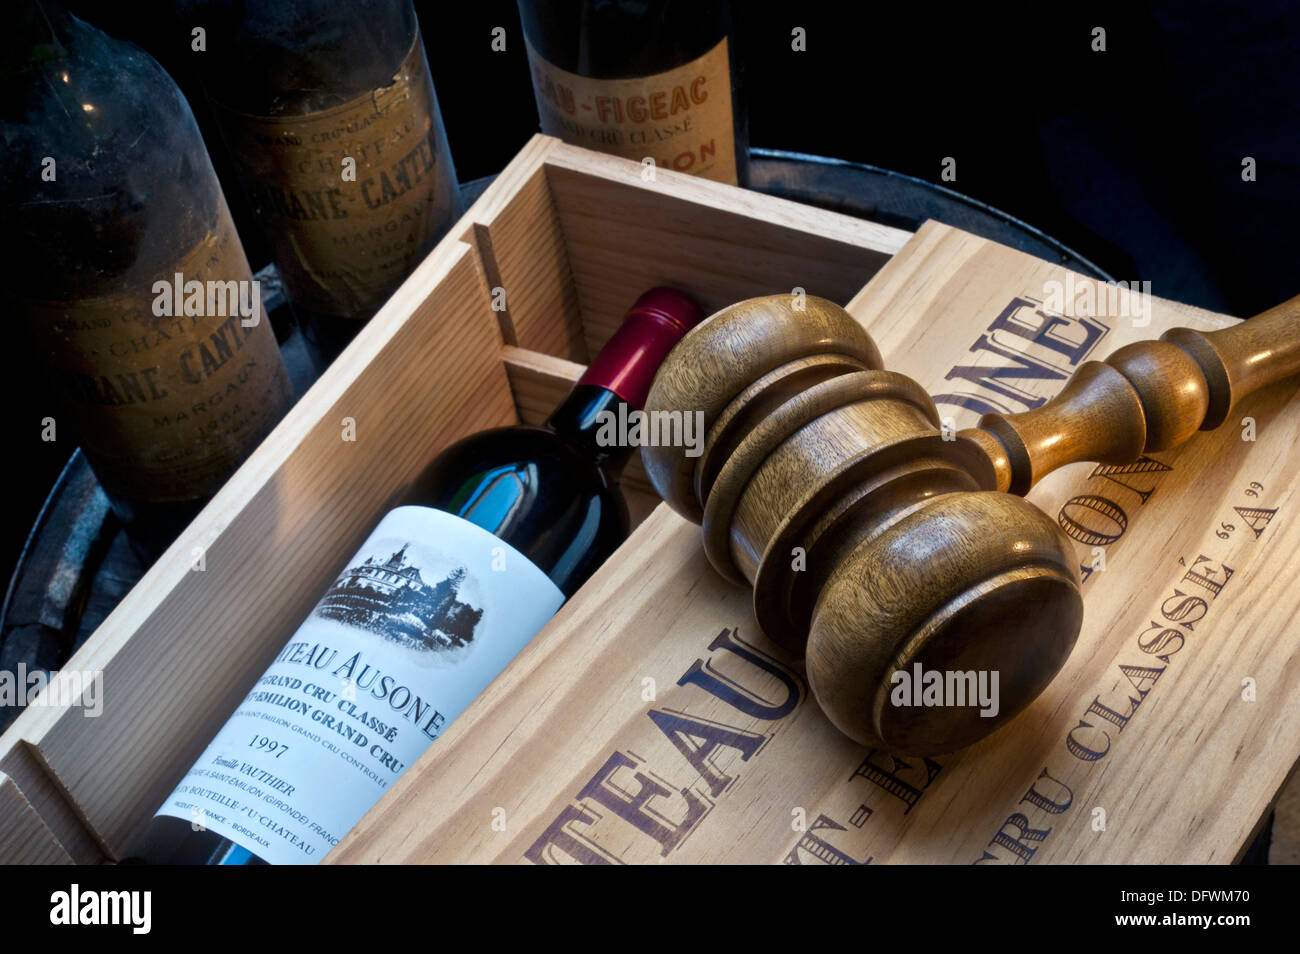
179,0,461,366
130,287,704,864
0,0,294,562
518,0,748,186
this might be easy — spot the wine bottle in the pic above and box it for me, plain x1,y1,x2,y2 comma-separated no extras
131,286,705,864
518,0,747,186
1,0,293,560
179,0,462,365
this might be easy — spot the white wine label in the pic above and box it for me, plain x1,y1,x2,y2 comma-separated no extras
525,36,738,185
155,505,564,864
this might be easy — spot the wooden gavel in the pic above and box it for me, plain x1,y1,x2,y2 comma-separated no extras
641,293,1300,756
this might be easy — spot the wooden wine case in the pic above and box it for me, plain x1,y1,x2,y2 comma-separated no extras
1,135,1297,865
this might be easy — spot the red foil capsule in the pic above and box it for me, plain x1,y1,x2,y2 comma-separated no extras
577,286,706,409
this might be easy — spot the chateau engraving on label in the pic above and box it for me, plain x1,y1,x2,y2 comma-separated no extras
525,37,738,185
216,31,457,319
315,544,484,651
20,200,290,501
155,506,563,864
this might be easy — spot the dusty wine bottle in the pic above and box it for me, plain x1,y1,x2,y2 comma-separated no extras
1,0,293,560
131,287,705,864
518,0,747,185
179,0,462,365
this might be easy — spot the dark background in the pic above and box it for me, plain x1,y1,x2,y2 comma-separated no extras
6,0,1298,587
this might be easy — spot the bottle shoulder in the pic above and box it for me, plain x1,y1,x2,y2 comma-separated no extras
406,423,629,597
417,424,615,484
3,16,221,292
178,0,420,114
404,423,625,521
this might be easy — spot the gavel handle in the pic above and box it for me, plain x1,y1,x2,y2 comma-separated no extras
961,294,1300,495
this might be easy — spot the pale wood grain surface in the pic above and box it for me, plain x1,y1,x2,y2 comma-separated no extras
0,239,516,860
0,136,902,863
330,221,1299,865
463,137,586,360
542,144,909,358
0,773,73,864
6,137,1289,867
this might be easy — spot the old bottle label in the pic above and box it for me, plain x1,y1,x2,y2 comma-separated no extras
21,199,291,503
525,36,738,185
215,31,458,321
154,506,565,864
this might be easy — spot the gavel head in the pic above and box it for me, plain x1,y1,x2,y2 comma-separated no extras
642,294,1083,756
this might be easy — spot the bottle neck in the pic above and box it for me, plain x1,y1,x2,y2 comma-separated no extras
545,384,637,475
575,294,700,409
546,287,706,474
